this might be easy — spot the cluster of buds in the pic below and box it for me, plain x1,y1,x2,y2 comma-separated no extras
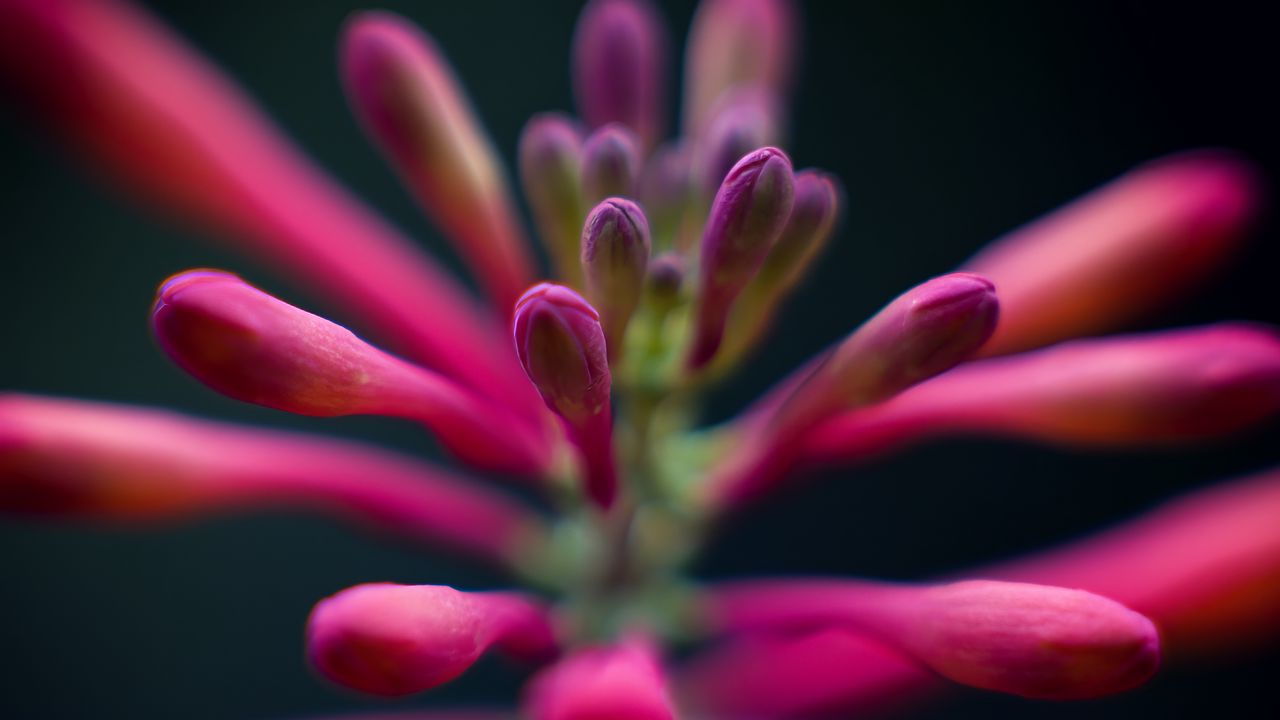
2,0,1279,718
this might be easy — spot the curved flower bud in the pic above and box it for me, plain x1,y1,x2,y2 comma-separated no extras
152,270,551,478
572,0,668,149
524,638,676,720
688,147,795,369
520,114,587,287
640,142,694,250
683,0,796,136
513,284,618,507
696,89,782,197
705,578,1160,700
582,199,652,359
581,124,642,205
307,584,557,697
342,11,534,314
966,150,1260,355
0,394,545,566
801,323,1280,464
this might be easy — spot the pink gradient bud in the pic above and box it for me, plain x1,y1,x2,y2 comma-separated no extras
582,199,652,359
520,113,587,287
696,89,782,197
683,0,796,136
706,578,1160,700
513,284,618,507
341,11,534,314
524,638,676,720
688,147,795,369
0,394,544,566
966,150,1260,355
572,0,668,149
152,270,551,478
639,142,695,249
307,584,557,697
581,124,642,205
802,323,1280,465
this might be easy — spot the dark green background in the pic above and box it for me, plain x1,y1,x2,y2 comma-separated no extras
3,0,1278,717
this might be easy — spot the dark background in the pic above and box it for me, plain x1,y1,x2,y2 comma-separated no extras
2,0,1278,717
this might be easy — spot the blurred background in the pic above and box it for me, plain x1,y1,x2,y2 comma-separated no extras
2,0,1278,717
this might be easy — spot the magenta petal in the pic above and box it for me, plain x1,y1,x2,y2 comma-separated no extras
307,584,557,697
0,394,545,566
572,0,668,149
523,638,676,720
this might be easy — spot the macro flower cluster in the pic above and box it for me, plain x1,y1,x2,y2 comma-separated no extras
3,1,1280,718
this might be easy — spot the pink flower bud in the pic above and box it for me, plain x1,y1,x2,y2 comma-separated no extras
524,638,676,720
639,142,695,249
706,578,1160,700
152,270,552,477
581,124,642,205
688,147,795,369
696,89,782,197
341,11,534,314
966,150,1260,355
307,584,557,697
683,0,796,136
513,284,618,507
802,323,1280,465
582,199,652,359
520,113,587,287
572,0,668,149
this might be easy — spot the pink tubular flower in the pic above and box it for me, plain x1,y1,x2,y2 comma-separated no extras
1,0,1277,718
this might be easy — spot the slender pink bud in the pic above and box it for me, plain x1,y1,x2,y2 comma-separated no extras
683,0,796,136
802,323,1280,464
342,11,535,314
581,124,642,205
520,113,587,287
513,284,618,507
572,0,668,149
696,89,782,197
688,147,795,369
0,0,523,405
706,578,1160,700
582,199,652,359
966,150,1260,355
524,638,676,720
640,142,694,249
307,584,557,697
152,270,551,477
0,394,544,565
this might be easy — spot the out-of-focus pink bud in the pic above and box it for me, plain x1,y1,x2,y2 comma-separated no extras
706,578,1160,700
687,147,795,369
707,274,997,508
966,150,1260,355
0,0,525,406
683,0,796,136
572,0,668,149
152,271,552,478
524,638,676,720
342,11,534,314
520,114,587,287
582,199,652,359
307,584,557,697
640,142,695,250
802,323,1280,465
581,124,643,205
0,394,544,566
695,89,782,197
513,284,618,508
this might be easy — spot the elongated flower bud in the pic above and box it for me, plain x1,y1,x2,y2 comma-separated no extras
582,199,652,359
524,638,676,720
801,323,1280,464
706,578,1160,700
342,12,534,313
581,124,642,205
513,284,618,507
683,0,796,136
640,142,694,249
572,0,667,149
966,150,1259,355
307,584,557,696
520,114,587,287
152,270,550,478
688,147,795,369
0,394,544,565
696,89,781,197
